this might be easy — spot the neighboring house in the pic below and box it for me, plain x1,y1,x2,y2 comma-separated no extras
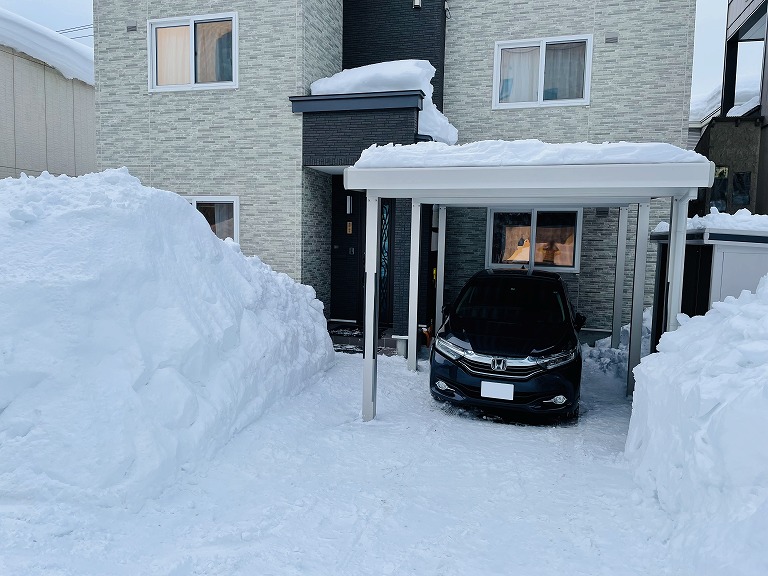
0,8,96,180
94,1,696,335
690,0,768,216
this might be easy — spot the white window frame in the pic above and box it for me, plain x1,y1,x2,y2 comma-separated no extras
485,207,584,273
492,35,593,110
187,195,240,243
148,12,239,93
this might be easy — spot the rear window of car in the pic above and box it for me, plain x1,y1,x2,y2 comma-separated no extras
454,277,566,324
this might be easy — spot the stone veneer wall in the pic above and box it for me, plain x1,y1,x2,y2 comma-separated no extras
441,0,695,329
94,0,341,303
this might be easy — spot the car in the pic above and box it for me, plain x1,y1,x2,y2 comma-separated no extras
429,268,585,420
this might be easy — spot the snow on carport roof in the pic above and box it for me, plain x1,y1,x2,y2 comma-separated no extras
0,7,94,85
345,140,714,207
353,139,709,168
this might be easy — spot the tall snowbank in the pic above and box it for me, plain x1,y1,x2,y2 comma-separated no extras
626,279,768,575
354,139,708,169
0,7,93,85
311,60,458,145
0,169,334,509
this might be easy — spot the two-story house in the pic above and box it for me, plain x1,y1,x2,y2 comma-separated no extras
94,0,696,340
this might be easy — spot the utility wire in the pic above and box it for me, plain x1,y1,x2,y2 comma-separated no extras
56,24,93,33
68,34,94,39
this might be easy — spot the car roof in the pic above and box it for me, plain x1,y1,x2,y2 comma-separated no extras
470,268,563,282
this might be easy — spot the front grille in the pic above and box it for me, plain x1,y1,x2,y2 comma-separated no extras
457,356,543,381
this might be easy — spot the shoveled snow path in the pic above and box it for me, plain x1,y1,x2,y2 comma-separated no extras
0,354,676,575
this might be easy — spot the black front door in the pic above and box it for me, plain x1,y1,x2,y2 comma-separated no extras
330,179,365,321
330,177,394,325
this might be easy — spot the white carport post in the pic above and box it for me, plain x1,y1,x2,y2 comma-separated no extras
362,193,381,422
435,206,447,331
612,206,629,348
665,191,694,331
627,202,650,396
407,200,422,371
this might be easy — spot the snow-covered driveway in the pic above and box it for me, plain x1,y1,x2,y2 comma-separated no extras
1,353,677,576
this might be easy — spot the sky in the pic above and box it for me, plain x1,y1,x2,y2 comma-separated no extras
0,0,763,97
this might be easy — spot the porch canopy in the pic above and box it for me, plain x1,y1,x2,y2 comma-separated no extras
344,140,715,421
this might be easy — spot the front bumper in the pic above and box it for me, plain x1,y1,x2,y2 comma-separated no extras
429,346,581,414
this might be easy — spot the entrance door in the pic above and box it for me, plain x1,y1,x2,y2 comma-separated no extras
330,177,395,325
330,179,365,321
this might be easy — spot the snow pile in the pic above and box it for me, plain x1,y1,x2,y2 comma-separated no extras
0,169,334,509
311,60,458,145
354,139,708,168
689,73,760,123
626,279,768,575
582,308,652,380
726,95,760,117
0,7,93,85
654,207,768,234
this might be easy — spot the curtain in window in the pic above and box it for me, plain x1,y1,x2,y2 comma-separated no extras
156,26,190,86
543,41,586,100
213,203,234,240
499,46,539,103
195,20,233,83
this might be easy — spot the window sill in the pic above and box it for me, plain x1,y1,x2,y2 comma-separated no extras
492,99,590,111
149,82,239,94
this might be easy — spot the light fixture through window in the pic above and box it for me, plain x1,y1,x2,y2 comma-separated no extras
413,0,422,8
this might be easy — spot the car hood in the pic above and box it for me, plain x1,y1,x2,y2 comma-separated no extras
442,315,575,357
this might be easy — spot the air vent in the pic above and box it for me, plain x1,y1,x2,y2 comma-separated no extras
605,33,619,44
126,21,138,32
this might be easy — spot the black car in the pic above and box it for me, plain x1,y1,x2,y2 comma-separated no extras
429,269,584,419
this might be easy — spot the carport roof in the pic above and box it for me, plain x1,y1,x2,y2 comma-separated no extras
344,140,714,206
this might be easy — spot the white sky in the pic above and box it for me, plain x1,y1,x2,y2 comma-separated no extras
0,0,763,97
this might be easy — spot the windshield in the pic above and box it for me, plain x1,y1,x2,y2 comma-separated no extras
453,277,567,325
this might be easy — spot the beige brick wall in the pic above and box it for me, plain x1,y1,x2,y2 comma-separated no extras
94,0,341,283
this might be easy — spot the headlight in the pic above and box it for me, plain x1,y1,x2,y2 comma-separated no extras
535,347,578,370
434,336,470,361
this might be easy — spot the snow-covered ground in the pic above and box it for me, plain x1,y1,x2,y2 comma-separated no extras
2,352,679,576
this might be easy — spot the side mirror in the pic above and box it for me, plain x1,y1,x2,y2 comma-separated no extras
573,313,587,332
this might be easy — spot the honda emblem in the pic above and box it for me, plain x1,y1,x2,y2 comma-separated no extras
491,358,507,372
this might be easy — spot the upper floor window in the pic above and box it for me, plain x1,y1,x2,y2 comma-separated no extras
492,35,592,109
148,13,238,92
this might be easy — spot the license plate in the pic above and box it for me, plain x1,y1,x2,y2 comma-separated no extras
481,381,514,400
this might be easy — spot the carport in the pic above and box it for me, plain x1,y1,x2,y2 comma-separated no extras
344,143,715,421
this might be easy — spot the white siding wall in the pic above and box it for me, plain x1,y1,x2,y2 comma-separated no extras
0,44,96,179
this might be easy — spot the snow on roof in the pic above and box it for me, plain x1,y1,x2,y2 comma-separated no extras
311,60,458,145
726,95,760,118
353,139,709,169
654,207,768,234
689,73,760,123
0,7,93,85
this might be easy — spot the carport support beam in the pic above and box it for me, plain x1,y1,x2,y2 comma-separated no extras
408,200,422,371
666,192,693,332
612,207,629,348
435,206,447,331
627,202,650,396
363,194,381,422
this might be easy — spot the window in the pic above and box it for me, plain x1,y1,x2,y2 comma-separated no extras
188,196,239,242
493,35,592,109
732,171,751,209
148,13,238,92
487,209,583,272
